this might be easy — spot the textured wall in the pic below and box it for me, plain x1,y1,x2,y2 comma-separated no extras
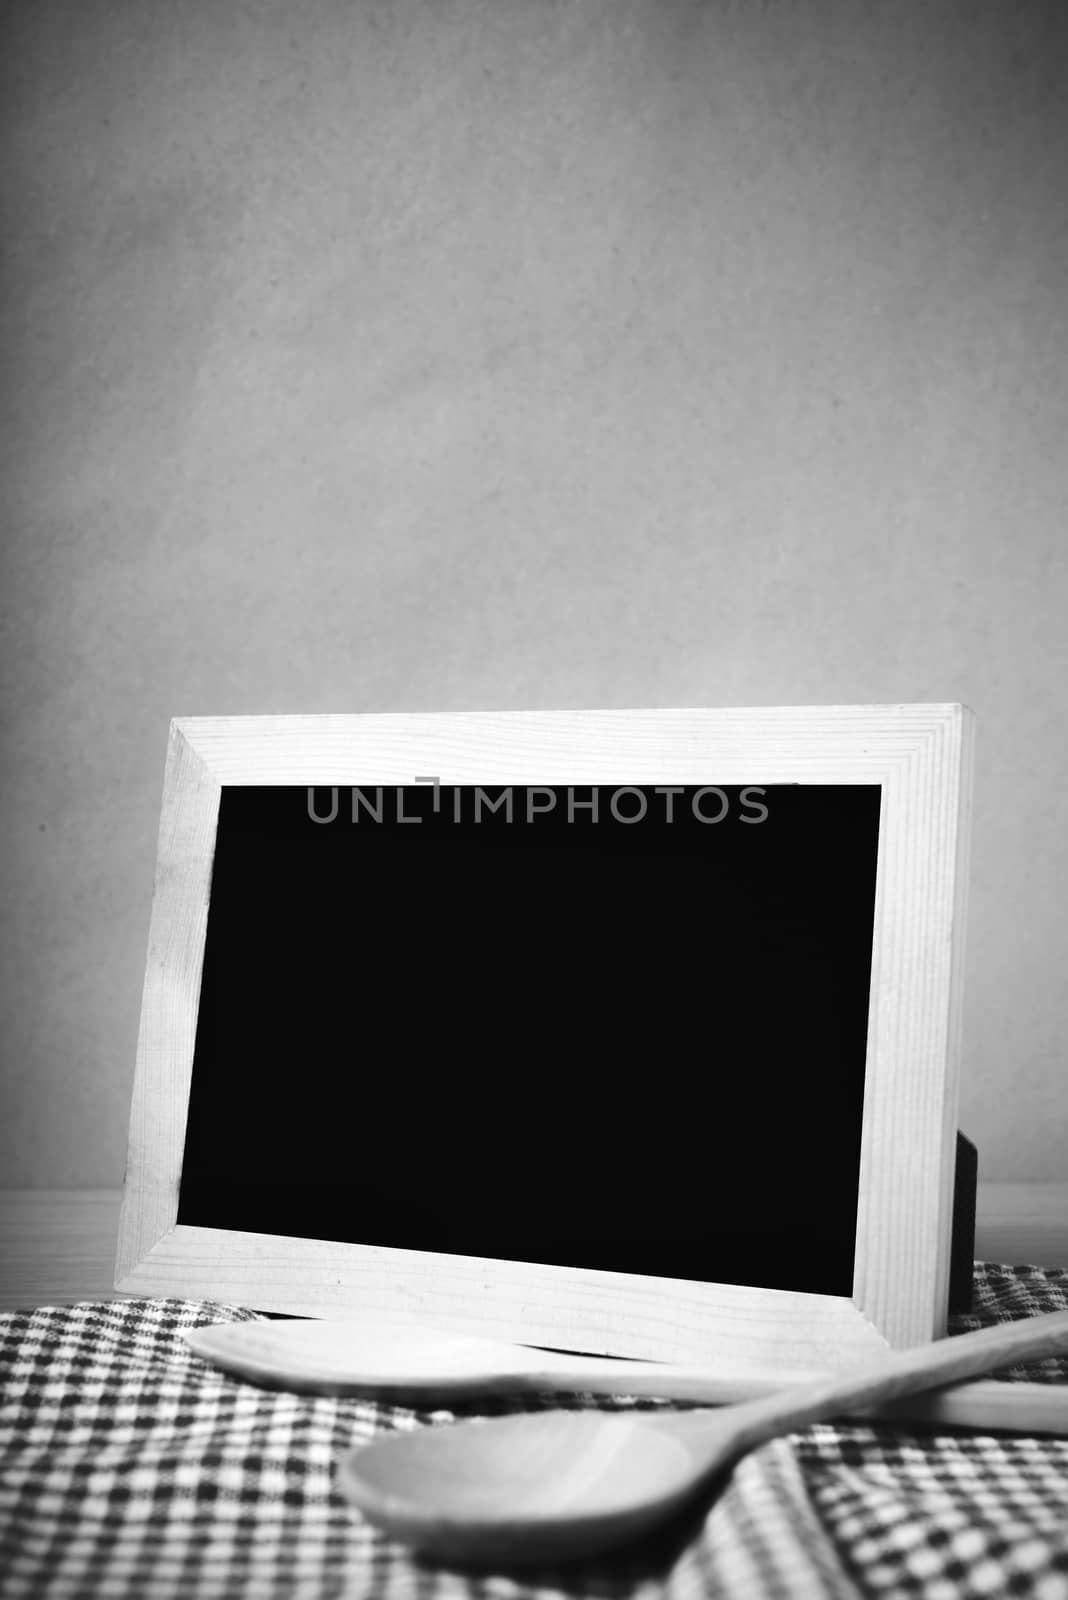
2,0,1066,1185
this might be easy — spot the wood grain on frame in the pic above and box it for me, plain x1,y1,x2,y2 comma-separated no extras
116,705,973,1373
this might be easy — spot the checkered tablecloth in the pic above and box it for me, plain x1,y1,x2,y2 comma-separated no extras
1,1264,1066,1599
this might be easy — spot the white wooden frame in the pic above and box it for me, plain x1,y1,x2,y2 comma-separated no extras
117,705,973,1375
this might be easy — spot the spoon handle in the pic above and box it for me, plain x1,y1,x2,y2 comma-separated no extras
711,1307,1068,1457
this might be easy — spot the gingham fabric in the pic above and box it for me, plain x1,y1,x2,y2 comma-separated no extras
0,1265,1065,1599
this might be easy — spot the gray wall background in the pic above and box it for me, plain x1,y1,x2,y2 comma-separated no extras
2,0,1066,1187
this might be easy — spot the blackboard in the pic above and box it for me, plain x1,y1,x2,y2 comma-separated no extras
117,708,973,1371
177,782,880,1297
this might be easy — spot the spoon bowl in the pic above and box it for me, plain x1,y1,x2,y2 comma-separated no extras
338,1409,705,1565
185,1318,818,1405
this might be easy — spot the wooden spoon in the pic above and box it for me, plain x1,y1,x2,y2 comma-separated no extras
335,1307,1068,1566
185,1315,1068,1434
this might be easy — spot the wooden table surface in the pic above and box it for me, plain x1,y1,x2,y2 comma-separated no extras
0,1186,1065,1313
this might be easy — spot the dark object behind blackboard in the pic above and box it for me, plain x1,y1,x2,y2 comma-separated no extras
950,1132,978,1315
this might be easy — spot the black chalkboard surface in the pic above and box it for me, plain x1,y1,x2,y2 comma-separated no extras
177,783,880,1297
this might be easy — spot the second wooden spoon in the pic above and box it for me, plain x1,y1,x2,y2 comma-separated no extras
185,1315,1068,1434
